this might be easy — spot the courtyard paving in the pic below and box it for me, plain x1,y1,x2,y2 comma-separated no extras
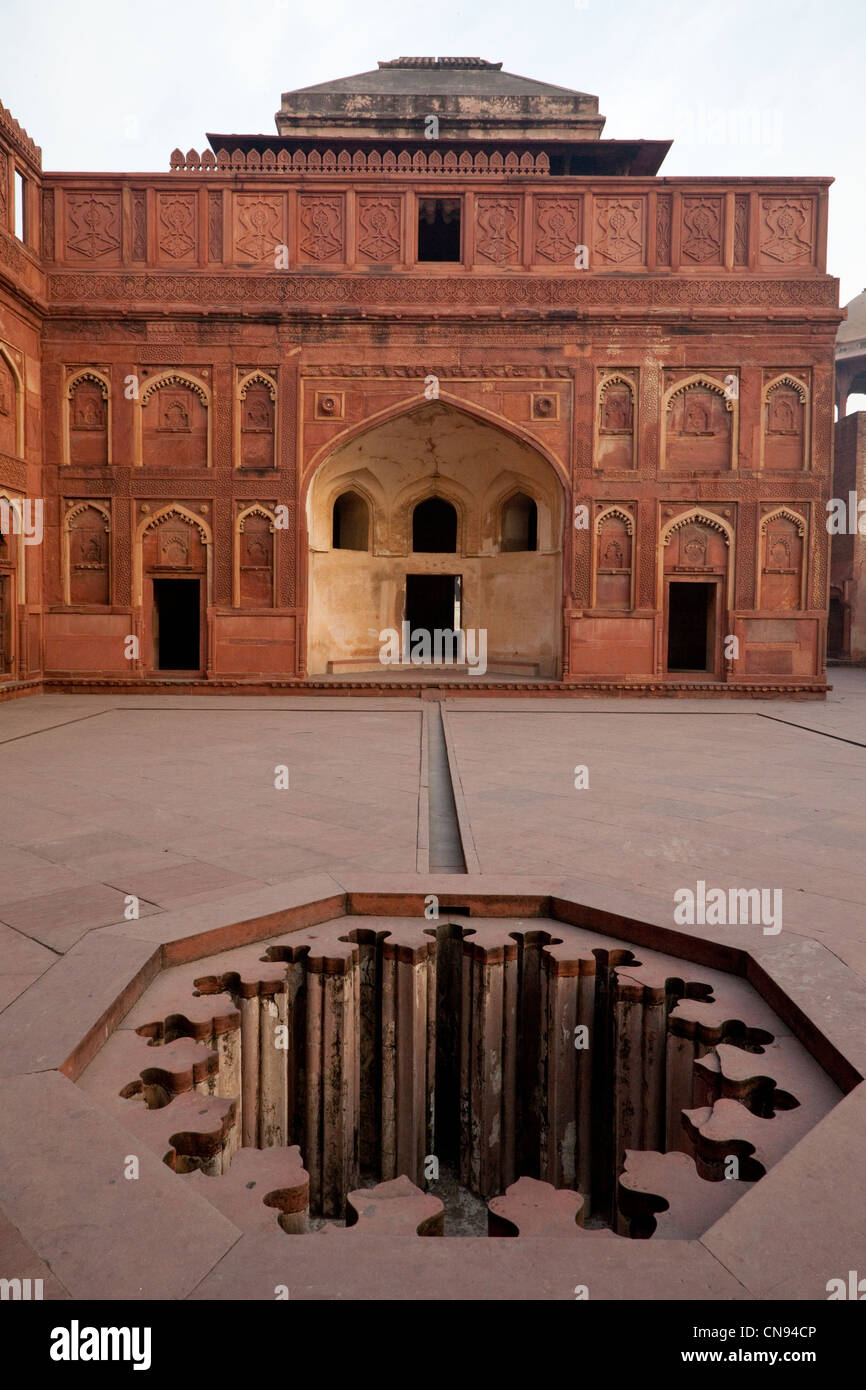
0,671,863,1298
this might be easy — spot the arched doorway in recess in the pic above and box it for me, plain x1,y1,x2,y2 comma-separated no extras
305,401,564,678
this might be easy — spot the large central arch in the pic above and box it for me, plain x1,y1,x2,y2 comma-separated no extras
305,399,565,678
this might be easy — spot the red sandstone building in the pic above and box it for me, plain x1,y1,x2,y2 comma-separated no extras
0,58,842,697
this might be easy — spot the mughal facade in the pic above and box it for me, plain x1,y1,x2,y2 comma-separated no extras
0,58,842,696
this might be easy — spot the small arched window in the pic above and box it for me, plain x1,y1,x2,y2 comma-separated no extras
332,491,369,551
412,497,457,553
501,493,537,552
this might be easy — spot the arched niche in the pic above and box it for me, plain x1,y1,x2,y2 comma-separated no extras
595,374,636,470
0,345,24,458
761,375,809,472
63,502,111,605
413,496,457,553
136,371,211,469
500,492,537,552
593,506,634,610
758,508,806,610
235,504,276,607
237,370,277,470
662,374,736,474
332,491,370,551
65,370,110,467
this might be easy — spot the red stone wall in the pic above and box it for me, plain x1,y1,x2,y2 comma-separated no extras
0,127,843,693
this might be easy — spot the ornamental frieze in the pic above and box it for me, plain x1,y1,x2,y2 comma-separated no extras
46,272,839,310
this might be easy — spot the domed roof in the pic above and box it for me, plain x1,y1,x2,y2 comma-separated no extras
837,288,866,350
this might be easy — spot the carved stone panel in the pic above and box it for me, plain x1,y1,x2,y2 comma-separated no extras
298,195,345,264
763,379,807,471
533,198,581,265
64,192,122,262
734,194,749,266
680,196,723,266
69,375,108,466
595,511,633,609
233,195,285,265
239,511,274,607
208,191,223,262
655,195,672,266
664,517,729,575
665,383,732,472
760,513,804,610
594,197,645,266
596,374,636,470
356,196,402,263
475,197,521,266
68,505,110,604
759,198,815,267
158,193,197,263
240,380,276,469
132,191,147,260
142,380,208,468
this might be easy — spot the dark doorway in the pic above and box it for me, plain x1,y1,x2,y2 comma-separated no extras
406,574,460,635
413,497,457,552
828,595,844,660
417,198,461,262
153,578,200,671
667,581,715,672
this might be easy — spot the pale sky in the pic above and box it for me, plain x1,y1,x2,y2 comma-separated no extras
1,0,863,304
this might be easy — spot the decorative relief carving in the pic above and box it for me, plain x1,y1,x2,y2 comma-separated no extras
46,272,839,311
132,192,147,260
663,376,735,473
531,393,557,420
655,195,672,266
239,371,276,469
299,195,344,262
762,375,808,472
158,193,196,260
596,373,636,471
759,509,805,610
237,506,275,607
357,197,401,262
759,199,814,266
66,503,110,605
0,153,7,228
315,390,344,420
235,195,284,263
681,196,722,265
208,191,222,262
41,188,54,259
594,507,633,610
734,194,749,265
0,353,18,457
65,193,122,260
534,198,580,264
475,197,521,265
594,198,644,265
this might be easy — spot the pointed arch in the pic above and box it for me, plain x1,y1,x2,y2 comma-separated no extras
0,343,25,457
758,507,808,610
236,370,278,470
595,372,636,470
135,370,211,468
134,504,212,607
659,507,735,608
64,368,111,466
302,391,569,497
593,505,635,609
760,375,810,471
62,501,111,605
661,372,738,473
234,503,276,607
